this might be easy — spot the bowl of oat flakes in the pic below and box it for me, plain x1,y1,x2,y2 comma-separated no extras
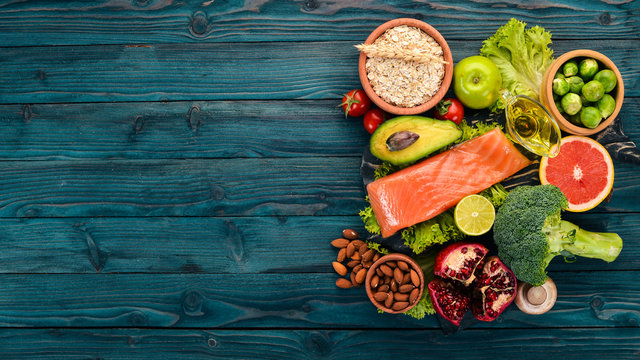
357,18,453,115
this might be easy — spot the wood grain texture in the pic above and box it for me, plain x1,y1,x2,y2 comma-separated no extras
0,0,637,46
0,157,639,217
0,328,638,360
1,98,639,160
0,40,637,104
0,272,637,329
0,213,635,274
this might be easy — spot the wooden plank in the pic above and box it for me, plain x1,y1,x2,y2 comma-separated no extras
0,100,368,159
1,98,639,160
0,40,637,104
0,158,639,217
0,0,637,46
0,328,638,360
0,272,637,328
0,213,635,274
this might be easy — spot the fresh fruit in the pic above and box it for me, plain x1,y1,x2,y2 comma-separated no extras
471,256,518,321
539,136,614,212
433,98,464,125
453,55,502,109
339,89,371,118
363,108,387,135
454,194,496,236
434,242,488,287
369,116,462,166
428,243,516,325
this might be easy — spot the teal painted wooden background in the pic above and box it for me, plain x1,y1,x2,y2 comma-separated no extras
0,0,639,358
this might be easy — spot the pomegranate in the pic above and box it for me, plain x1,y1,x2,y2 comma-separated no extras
427,278,470,326
428,243,517,326
434,242,488,286
472,256,517,321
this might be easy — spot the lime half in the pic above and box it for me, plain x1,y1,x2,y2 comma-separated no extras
454,194,495,236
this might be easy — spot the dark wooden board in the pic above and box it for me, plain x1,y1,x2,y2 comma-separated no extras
0,213,634,274
0,157,638,217
0,272,637,329
0,98,638,160
0,40,637,104
0,0,637,46
0,328,638,360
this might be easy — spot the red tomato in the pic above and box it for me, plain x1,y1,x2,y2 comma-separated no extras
340,89,371,118
363,108,387,134
433,98,464,124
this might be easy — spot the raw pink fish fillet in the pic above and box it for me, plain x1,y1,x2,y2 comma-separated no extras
367,128,531,238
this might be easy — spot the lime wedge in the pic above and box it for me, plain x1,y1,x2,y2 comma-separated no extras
454,194,495,236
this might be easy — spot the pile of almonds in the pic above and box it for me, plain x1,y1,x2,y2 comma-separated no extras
370,258,422,312
331,229,381,289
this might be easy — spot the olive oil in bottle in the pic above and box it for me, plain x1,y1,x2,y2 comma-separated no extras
503,91,561,158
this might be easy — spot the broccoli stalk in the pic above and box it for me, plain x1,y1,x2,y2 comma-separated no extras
494,185,622,286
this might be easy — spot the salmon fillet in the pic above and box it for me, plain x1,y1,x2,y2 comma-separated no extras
367,128,531,238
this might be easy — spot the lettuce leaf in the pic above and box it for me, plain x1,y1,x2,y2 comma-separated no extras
480,18,554,112
401,211,464,255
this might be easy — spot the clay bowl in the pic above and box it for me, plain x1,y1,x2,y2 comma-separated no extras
358,18,453,115
365,253,425,314
540,49,624,135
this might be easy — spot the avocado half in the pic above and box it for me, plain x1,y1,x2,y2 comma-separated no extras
370,116,462,165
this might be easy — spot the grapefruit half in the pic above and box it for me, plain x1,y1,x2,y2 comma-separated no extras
540,136,614,212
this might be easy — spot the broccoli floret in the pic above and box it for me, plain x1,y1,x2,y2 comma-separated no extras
479,183,509,208
493,185,623,286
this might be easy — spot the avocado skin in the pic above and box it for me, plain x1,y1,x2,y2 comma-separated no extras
370,116,462,165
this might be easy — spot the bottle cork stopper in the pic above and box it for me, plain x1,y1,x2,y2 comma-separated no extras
515,277,557,315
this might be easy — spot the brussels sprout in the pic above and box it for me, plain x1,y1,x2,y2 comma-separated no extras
580,106,602,129
597,94,616,119
552,78,570,96
561,93,582,115
579,58,599,80
593,69,617,92
566,113,582,126
554,99,564,113
554,72,565,80
567,76,584,94
582,80,605,102
563,60,579,77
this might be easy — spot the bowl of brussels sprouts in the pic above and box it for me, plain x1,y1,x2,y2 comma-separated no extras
540,49,624,135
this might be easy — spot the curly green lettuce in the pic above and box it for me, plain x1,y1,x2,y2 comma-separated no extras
480,18,554,111
401,211,464,254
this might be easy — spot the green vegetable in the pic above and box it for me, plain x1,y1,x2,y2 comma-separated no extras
493,185,623,286
479,183,510,208
480,18,554,112
552,78,569,96
365,241,390,255
578,58,599,80
580,106,602,128
582,80,605,102
563,60,578,77
593,69,617,92
553,72,564,80
561,93,582,115
567,76,584,94
359,201,381,235
401,211,464,254
597,94,616,119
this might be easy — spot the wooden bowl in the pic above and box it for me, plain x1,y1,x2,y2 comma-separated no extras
365,253,425,314
540,49,624,135
358,18,453,115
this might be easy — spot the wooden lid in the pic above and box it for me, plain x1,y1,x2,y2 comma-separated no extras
514,277,557,315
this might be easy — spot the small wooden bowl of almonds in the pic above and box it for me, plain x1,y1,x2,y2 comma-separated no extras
358,18,453,115
365,253,425,314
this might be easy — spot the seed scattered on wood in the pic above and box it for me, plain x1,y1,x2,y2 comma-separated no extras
332,261,347,276
336,278,353,289
336,248,346,262
342,229,359,240
331,238,350,248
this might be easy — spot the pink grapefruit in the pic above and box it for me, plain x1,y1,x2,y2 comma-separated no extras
540,136,614,212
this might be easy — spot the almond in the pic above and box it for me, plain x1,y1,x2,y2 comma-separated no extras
346,242,356,258
390,280,398,292
362,261,373,269
350,271,361,287
392,301,409,311
342,229,359,240
374,292,389,302
358,243,368,256
336,248,346,262
373,253,380,262
385,293,394,308
393,267,404,284
410,269,420,287
378,284,389,293
336,278,352,289
380,264,393,277
370,275,380,289
351,240,365,249
409,288,421,304
397,261,409,271
351,251,361,261
346,260,360,268
355,268,367,284
402,273,411,285
386,261,397,269
394,292,409,302
332,261,347,276
352,264,363,274
399,284,415,293
376,268,384,277
362,249,375,262
331,238,350,248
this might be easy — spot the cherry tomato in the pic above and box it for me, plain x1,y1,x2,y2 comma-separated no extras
433,98,464,124
339,89,371,118
363,108,387,134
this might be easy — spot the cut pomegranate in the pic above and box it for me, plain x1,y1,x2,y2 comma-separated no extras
428,278,471,326
472,256,517,322
430,243,516,326
434,242,488,286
